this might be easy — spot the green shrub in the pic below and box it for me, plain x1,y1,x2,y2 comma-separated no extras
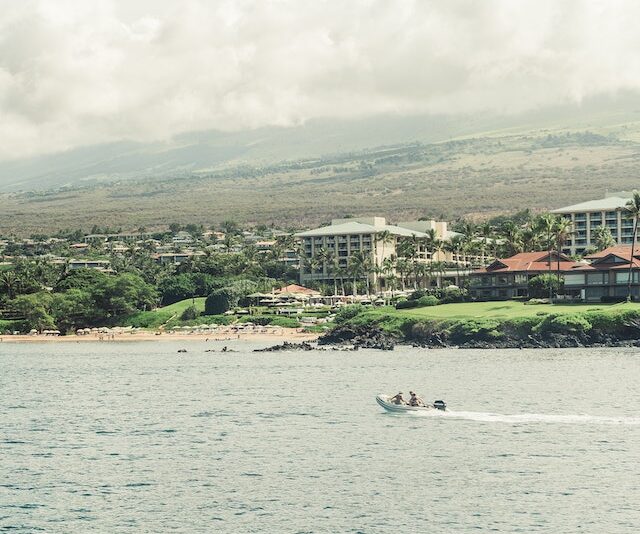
439,287,466,304
533,313,592,335
204,288,234,315
416,295,440,307
449,318,502,342
501,316,542,337
528,274,562,298
395,299,417,309
334,305,367,324
408,290,427,301
180,305,199,321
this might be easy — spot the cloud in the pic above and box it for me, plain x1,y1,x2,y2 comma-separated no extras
0,0,640,160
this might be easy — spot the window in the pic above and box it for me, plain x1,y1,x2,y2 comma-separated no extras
564,273,585,286
585,287,608,299
586,272,607,285
616,272,630,284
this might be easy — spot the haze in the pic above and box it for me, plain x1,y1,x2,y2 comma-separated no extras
2,0,640,163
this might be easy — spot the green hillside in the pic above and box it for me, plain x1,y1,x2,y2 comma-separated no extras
3,119,640,235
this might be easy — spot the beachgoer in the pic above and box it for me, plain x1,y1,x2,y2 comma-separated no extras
390,392,405,405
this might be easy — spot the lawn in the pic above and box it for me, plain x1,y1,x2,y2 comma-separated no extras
123,298,207,329
391,300,640,319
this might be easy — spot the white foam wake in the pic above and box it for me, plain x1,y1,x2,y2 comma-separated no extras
412,409,640,425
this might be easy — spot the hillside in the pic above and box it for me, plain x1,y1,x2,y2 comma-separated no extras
2,125,640,235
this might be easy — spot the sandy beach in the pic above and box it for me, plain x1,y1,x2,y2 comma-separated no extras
0,329,320,344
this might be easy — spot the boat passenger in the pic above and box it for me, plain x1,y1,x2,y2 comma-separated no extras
409,391,424,407
390,392,405,405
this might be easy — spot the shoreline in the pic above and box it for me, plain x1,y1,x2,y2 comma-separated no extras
0,330,320,344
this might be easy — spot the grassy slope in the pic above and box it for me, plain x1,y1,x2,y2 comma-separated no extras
123,298,207,329
391,301,640,319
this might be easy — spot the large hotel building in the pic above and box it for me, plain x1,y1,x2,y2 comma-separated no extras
551,192,636,256
295,217,483,288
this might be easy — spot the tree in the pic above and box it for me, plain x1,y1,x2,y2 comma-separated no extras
10,293,56,332
375,230,394,292
205,288,234,315
180,305,199,321
499,221,523,256
537,213,556,300
553,217,574,289
0,270,20,299
591,225,615,252
528,274,562,299
624,191,640,301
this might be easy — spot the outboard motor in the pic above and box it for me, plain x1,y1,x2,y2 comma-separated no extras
433,400,447,411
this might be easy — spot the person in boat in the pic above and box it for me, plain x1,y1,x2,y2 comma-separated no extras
409,391,425,407
390,392,406,405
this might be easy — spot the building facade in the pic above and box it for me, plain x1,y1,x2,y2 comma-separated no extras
563,245,640,301
295,217,465,289
469,252,582,299
551,192,635,256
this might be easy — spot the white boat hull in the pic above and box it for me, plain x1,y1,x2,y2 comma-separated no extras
376,394,443,413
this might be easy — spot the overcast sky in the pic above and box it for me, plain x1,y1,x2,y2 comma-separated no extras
1,0,640,160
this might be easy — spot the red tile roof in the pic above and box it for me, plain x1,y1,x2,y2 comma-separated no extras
475,251,581,274
584,245,640,261
275,284,320,295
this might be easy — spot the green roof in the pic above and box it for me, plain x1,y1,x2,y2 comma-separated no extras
551,196,629,213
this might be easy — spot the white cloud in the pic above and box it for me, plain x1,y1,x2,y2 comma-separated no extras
0,0,640,159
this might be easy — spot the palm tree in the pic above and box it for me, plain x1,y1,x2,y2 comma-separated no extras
478,222,494,263
500,221,524,256
537,214,556,299
304,256,320,285
326,250,339,296
381,256,396,296
591,225,615,251
624,191,640,300
0,270,20,299
314,247,330,279
553,217,574,287
351,250,372,295
375,230,394,292
395,258,410,291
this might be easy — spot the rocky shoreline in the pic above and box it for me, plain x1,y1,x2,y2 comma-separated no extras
315,323,640,350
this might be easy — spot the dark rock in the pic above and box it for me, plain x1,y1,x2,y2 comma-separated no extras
254,341,315,352
318,324,396,350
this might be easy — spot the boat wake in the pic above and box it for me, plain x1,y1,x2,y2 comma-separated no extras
412,409,640,426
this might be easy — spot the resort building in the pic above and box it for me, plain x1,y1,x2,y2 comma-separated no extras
295,217,479,289
468,252,582,299
563,245,640,301
551,192,635,255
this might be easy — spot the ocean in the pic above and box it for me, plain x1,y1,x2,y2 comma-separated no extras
2,341,640,533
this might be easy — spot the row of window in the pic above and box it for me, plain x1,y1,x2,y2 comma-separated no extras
564,271,640,285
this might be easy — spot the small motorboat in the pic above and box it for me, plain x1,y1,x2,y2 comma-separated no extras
376,394,447,413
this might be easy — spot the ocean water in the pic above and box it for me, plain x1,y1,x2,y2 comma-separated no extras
1,341,640,533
